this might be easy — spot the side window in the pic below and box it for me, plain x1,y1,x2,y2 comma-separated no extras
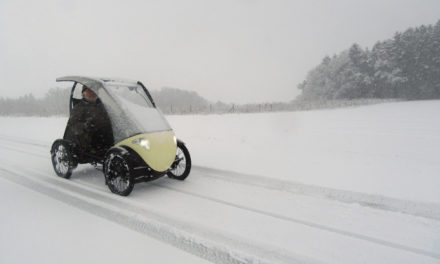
70,83,86,111
73,84,85,99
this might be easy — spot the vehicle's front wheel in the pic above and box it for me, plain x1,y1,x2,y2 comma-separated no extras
167,140,191,180
51,139,77,179
104,147,134,196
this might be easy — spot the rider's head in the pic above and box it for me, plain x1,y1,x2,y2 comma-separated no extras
82,86,98,104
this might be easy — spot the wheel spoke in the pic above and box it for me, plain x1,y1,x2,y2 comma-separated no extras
51,141,73,179
106,154,132,194
170,148,187,176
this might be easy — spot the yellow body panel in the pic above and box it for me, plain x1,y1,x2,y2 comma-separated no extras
115,131,177,172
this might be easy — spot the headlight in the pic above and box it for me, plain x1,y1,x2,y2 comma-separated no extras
132,138,150,150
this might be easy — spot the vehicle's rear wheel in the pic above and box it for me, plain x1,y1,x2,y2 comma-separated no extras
167,141,191,180
51,139,76,179
104,147,134,196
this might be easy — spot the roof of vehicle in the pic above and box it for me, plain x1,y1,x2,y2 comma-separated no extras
56,76,139,91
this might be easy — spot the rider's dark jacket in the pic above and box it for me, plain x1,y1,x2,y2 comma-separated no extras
64,98,114,157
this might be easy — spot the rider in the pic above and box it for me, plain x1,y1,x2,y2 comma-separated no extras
64,85,114,158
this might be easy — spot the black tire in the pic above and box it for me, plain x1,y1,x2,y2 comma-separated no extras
167,140,191,181
51,139,76,179
104,147,134,196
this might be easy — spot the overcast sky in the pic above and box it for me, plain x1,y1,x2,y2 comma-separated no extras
0,0,439,103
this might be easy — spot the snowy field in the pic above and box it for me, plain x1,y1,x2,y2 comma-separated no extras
0,100,439,263
169,100,440,204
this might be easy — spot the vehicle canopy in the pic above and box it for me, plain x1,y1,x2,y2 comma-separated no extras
57,76,172,144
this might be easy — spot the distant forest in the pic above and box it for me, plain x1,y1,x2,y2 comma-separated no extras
1,20,439,116
0,87,223,116
297,20,440,101
0,86,395,116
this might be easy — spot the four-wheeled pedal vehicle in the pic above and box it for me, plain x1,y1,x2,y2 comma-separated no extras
50,76,191,196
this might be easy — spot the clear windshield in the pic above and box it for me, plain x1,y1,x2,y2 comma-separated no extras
98,83,171,143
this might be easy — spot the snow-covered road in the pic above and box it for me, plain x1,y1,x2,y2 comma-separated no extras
1,101,440,263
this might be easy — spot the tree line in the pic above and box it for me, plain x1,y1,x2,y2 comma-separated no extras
0,85,404,117
297,20,440,101
0,87,213,116
0,88,70,116
0,87,395,116
0,86,238,116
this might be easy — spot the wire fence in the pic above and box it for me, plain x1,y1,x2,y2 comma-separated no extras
0,97,400,117
159,98,400,115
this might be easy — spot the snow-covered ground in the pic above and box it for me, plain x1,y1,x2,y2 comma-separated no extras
168,100,440,204
0,100,439,263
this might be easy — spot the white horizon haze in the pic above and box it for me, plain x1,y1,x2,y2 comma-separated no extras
1,0,439,103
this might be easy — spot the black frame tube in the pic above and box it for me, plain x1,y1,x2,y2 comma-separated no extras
137,81,156,108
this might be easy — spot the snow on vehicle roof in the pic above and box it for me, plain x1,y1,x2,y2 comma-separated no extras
56,76,139,91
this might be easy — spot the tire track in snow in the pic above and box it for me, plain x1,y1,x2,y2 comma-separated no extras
192,166,440,221
0,144,47,159
0,136,49,158
5,152,440,262
153,183,440,260
1,140,440,261
6,148,440,262
0,167,320,264
2,134,440,220
0,134,49,148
